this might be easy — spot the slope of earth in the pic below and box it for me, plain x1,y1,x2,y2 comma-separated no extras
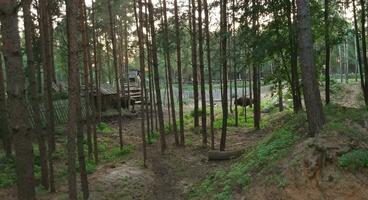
190,105,368,200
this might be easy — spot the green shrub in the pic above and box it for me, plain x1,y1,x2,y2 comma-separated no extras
338,149,368,170
97,122,114,134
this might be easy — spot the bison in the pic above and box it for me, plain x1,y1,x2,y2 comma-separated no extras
234,96,253,107
122,96,136,112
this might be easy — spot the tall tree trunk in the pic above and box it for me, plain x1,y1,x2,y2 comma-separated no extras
108,0,124,148
135,0,147,166
162,0,179,144
198,0,207,147
353,0,365,91
92,1,102,125
190,0,199,128
66,0,80,197
252,0,261,130
91,0,99,163
23,0,50,189
79,0,93,160
39,0,56,191
123,6,131,111
360,0,368,105
296,0,325,136
324,0,330,104
0,46,11,158
148,0,167,152
0,2,36,198
203,0,215,149
220,0,228,151
287,0,301,112
232,0,238,126
173,0,185,146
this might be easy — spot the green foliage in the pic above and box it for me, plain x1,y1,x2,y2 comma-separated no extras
323,105,368,142
190,114,301,199
0,156,16,188
147,131,160,144
338,149,368,170
53,91,68,100
97,122,114,134
85,159,97,174
101,144,135,162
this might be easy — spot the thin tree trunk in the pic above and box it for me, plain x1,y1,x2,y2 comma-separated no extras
0,2,36,198
352,0,364,90
278,79,284,111
23,0,49,189
198,0,207,147
0,48,11,158
190,0,200,128
162,0,179,144
220,0,228,151
91,0,99,163
252,0,261,130
360,0,368,105
203,0,215,149
66,0,81,198
108,0,124,149
39,0,56,191
148,0,167,152
324,0,330,104
296,0,325,135
173,0,185,146
346,40,349,83
80,0,93,160
135,0,147,166
232,0,238,126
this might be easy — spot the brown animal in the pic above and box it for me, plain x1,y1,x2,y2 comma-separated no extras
121,96,135,111
234,96,253,107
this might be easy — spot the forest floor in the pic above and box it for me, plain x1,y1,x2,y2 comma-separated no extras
0,82,367,200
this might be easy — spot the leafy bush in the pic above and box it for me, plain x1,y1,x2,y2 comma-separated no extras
338,149,368,170
97,122,114,134
0,156,16,188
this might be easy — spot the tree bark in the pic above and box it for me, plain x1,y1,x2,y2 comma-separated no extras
352,0,365,92
39,0,56,191
66,0,80,197
79,0,93,161
220,0,228,151
203,0,215,149
161,0,179,144
148,0,167,152
135,0,147,166
198,0,207,147
190,0,200,128
23,0,50,189
108,0,123,149
0,46,11,158
173,0,185,146
0,1,36,198
360,0,368,105
324,0,330,104
296,0,325,136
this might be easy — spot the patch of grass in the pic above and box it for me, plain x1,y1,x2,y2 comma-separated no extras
189,113,301,199
0,156,16,188
0,151,43,188
147,131,159,144
338,149,368,170
86,159,97,174
97,122,115,134
101,144,135,162
265,174,288,188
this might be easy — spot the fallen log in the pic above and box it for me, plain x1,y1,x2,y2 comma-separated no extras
208,149,244,161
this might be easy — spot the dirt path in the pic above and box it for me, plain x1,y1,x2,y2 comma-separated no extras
0,112,267,200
